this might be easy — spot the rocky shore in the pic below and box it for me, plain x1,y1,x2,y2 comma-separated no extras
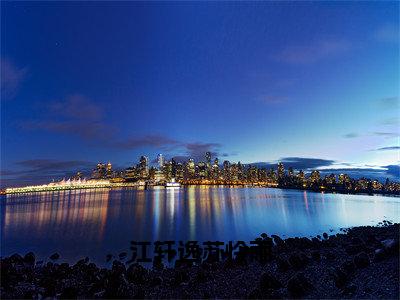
1,222,399,299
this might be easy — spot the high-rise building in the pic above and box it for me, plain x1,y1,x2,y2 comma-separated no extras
297,170,305,184
138,156,149,178
106,162,112,178
277,162,285,179
288,167,294,177
157,154,164,169
186,158,195,179
205,152,211,164
92,163,106,179
310,170,321,184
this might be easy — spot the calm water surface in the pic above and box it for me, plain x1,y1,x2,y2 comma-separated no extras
1,187,399,265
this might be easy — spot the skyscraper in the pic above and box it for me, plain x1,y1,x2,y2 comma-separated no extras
157,154,164,169
205,152,211,164
277,162,285,179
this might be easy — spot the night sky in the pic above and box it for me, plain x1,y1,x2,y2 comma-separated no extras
1,2,399,187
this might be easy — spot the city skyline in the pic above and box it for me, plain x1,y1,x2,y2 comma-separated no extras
1,2,399,187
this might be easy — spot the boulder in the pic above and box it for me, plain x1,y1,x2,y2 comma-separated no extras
288,252,309,269
381,239,398,255
287,272,312,297
333,268,348,288
126,263,147,284
23,252,35,266
276,257,290,271
49,253,60,260
259,272,282,290
353,252,370,268
311,250,320,261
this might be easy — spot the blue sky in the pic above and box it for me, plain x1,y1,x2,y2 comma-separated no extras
1,2,399,186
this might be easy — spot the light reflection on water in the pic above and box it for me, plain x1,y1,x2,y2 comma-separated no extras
1,187,399,265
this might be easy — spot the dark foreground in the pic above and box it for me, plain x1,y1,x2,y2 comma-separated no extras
1,223,399,299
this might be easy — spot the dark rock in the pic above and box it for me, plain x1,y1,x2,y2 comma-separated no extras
343,283,357,296
23,252,35,266
259,272,282,290
248,288,261,299
49,253,60,260
334,268,348,288
353,252,370,268
276,257,290,271
340,260,355,275
261,233,268,239
374,248,386,262
323,232,329,239
288,252,309,269
172,269,189,286
112,260,126,275
381,239,398,255
126,263,147,284
106,254,113,262
345,244,363,255
311,250,320,260
9,253,23,264
152,276,163,286
194,268,208,283
272,234,284,246
60,286,78,299
287,272,312,297
118,252,127,260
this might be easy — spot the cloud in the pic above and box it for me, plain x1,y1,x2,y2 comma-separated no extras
116,135,179,150
15,159,93,171
380,117,399,126
1,159,94,188
1,58,28,100
49,94,103,121
273,39,351,64
343,131,399,139
251,157,336,171
21,94,116,143
318,165,399,181
257,95,288,105
184,142,220,159
372,131,398,138
373,25,399,43
375,146,400,151
343,133,359,138
386,165,400,178
378,96,399,109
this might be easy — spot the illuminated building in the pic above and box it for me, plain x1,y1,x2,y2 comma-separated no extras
106,162,112,178
268,168,277,182
205,152,211,165
325,173,336,185
338,174,351,185
124,166,137,181
288,167,294,177
297,170,305,184
197,162,207,179
92,163,106,179
212,158,219,179
277,162,285,179
186,159,195,179
157,154,164,169
138,156,149,178
309,170,321,184
223,160,231,181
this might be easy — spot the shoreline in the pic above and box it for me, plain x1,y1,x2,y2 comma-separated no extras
2,183,399,198
1,223,398,299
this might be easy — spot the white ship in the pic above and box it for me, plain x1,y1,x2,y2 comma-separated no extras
165,178,181,188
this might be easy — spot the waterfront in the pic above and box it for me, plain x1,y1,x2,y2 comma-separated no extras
1,186,399,266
